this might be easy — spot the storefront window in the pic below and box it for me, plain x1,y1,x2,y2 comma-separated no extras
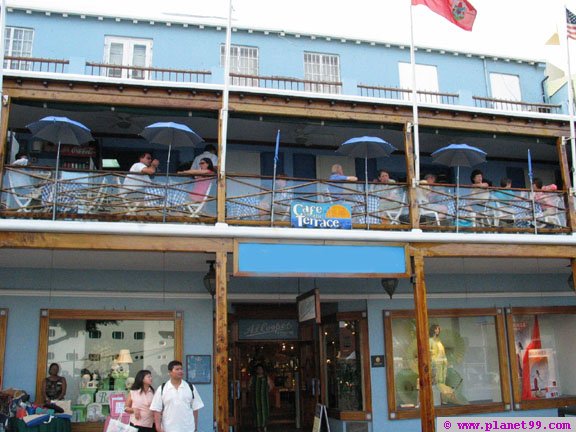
384,309,509,419
37,310,182,424
323,313,369,414
508,307,576,409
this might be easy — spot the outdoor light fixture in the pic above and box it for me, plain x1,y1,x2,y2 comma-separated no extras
381,278,399,299
203,260,216,298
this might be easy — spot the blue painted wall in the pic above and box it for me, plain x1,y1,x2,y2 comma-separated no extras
6,9,547,106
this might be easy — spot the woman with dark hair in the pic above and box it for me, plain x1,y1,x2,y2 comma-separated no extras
178,157,216,201
41,363,67,402
125,370,155,432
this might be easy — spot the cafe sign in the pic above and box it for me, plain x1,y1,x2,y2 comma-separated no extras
290,201,352,229
238,319,299,340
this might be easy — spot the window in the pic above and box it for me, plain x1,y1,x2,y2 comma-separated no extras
490,73,522,110
4,27,34,70
220,44,259,86
37,309,182,423
507,307,576,410
104,36,152,79
322,312,371,417
304,52,341,94
398,62,440,103
384,308,510,419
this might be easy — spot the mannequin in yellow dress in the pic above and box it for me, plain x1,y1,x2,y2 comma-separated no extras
429,324,465,405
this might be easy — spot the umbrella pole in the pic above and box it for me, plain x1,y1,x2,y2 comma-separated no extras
456,165,460,233
163,145,172,223
52,141,62,221
365,157,369,229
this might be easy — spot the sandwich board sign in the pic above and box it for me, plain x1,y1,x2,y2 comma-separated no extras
312,403,330,432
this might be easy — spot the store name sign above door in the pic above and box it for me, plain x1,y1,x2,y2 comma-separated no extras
238,319,299,340
235,242,409,278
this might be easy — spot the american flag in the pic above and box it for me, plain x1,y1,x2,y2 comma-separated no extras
567,8,576,40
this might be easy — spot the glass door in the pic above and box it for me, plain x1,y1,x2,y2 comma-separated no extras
299,322,322,429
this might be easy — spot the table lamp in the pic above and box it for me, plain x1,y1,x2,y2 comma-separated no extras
113,349,133,390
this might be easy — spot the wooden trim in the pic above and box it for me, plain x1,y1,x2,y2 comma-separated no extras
326,410,371,421
505,311,522,405
0,309,7,390
0,232,233,253
404,122,419,229
572,259,576,293
415,243,576,258
412,253,434,432
387,308,502,319
391,402,508,420
515,397,576,411
557,137,576,231
35,309,183,403
359,315,372,416
383,311,397,419
215,251,229,432
495,310,512,408
508,306,576,315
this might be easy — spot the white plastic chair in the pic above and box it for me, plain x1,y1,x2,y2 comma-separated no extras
6,170,44,212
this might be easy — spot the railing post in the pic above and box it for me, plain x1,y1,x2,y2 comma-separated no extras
0,95,11,196
557,136,576,232
404,122,420,229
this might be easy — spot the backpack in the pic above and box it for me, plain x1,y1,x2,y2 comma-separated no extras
159,380,195,408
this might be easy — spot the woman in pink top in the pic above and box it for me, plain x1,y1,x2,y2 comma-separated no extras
178,157,215,201
125,370,155,432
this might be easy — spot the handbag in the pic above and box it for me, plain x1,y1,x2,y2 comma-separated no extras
104,417,138,432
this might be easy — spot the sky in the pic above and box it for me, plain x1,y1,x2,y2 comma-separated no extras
10,0,576,68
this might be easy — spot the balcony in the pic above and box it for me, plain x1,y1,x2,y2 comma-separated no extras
225,174,569,234
85,62,212,83
473,96,562,114
0,166,216,223
357,84,459,105
229,73,343,94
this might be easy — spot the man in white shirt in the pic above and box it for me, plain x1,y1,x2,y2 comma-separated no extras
123,152,160,191
151,360,204,432
191,145,218,170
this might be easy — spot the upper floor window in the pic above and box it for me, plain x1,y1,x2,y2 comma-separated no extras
398,62,440,103
4,26,34,70
304,52,341,94
490,73,522,111
220,44,259,86
104,36,153,80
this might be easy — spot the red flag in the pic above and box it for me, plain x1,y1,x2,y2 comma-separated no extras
412,0,477,31
521,316,541,400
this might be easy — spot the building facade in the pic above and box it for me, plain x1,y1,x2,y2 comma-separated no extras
0,4,575,432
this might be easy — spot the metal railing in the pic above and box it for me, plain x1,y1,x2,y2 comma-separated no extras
85,62,212,83
473,96,562,114
0,166,217,223
4,56,69,73
357,84,459,105
229,73,343,94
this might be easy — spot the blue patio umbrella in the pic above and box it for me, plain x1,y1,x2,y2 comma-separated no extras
26,116,94,220
140,122,204,221
337,136,397,228
431,143,487,230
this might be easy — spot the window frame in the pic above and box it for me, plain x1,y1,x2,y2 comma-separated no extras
384,308,511,420
103,36,153,80
398,62,440,103
4,26,34,70
506,306,576,411
0,309,7,389
489,72,522,101
220,43,259,86
303,51,341,94
35,309,183,415
321,311,372,421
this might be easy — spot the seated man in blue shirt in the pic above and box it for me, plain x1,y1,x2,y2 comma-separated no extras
328,164,358,200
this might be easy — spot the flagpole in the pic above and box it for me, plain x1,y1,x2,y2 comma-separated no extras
218,0,232,187
565,30,576,193
0,0,6,133
409,3,421,186
270,129,280,226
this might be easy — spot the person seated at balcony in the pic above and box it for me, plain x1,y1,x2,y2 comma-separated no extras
191,144,218,170
417,174,449,220
178,157,216,201
123,152,160,191
373,169,396,185
328,164,358,200
12,152,29,166
259,174,292,220
470,169,489,188
372,169,400,223
532,177,558,210
492,178,515,202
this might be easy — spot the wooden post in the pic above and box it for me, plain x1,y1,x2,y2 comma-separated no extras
216,117,226,224
0,97,11,193
571,258,576,293
214,251,229,432
412,252,435,432
556,137,576,231
404,122,420,229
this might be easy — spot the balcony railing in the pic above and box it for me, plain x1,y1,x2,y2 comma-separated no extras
0,166,216,223
357,84,459,105
473,96,562,114
225,174,569,234
229,73,342,94
4,56,69,73
85,62,212,83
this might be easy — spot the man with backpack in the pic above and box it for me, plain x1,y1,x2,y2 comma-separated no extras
150,360,204,432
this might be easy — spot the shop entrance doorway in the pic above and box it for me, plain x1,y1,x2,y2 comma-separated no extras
228,305,321,432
